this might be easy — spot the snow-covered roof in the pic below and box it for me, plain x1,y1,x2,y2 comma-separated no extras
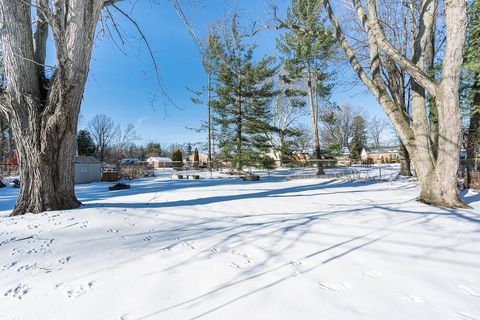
146,157,172,162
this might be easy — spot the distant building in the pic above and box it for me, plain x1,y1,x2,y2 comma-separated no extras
146,157,172,168
187,153,208,166
362,147,399,163
74,156,102,184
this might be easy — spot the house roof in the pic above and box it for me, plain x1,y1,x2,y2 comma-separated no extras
366,146,400,153
75,156,101,164
146,157,172,162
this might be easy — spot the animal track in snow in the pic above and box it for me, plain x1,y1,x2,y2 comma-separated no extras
66,281,95,298
457,285,480,297
182,241,196,250
16,263,38,272
143,235,156,242
1,261,18,271
80,221,89,229
230,250,253,264
4,283,30,299
58,256,72,265
107,229,120,233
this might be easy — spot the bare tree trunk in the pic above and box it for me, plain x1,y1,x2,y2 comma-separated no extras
307,68,324,175
399,140,412,176
236,73,242,172
207,73,212,170
0,0,105,215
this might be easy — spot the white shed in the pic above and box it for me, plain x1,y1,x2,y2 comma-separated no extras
74,156,102,184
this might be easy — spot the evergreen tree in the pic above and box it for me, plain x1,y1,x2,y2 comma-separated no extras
171,149,183,168
277,0,336,174
193,148,200,168
349,116,367,161
213,15,279,170
145,142,162,157
77,130,96,157
465,0,480,188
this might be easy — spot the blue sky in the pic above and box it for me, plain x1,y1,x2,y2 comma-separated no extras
78,0,387,146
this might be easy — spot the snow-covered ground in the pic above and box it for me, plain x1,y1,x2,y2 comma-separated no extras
0,173,479,320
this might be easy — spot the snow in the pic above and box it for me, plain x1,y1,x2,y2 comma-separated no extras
0,170,479,320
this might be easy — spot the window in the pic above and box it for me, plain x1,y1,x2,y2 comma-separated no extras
81,166,88,173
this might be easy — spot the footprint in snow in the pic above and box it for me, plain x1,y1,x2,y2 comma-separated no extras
1,261,19,271
182,241,195,250
143,236,156,242
457,285,480,297
403,293,424,303
66,281,95,298
4,283,30,299
58,256,72,265
16,263,38,272
107,229,120,233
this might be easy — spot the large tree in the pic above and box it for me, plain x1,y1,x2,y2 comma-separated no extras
276,0,469,207
277,0,336,174
0,1,115,215
213,16,278,170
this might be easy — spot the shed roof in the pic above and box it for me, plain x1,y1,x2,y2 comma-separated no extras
146,157,172,162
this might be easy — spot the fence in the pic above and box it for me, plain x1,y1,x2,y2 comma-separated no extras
149,159,402,182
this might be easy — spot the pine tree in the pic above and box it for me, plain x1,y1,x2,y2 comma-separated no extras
465,0,480,188
277,0,336,174
193,148,200,168
77,130,96,157
213,15,279,170
349,116,367,161
171,149,183,168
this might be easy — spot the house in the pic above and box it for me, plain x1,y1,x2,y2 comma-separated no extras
187,153,209,166
361,147,400,164
146,157,172,168
74,156,102,184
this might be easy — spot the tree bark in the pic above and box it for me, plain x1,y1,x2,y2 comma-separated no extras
307,68,324,175
322,0,468,207
0,0,105,215
399,140,412,176
207,73,213,170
